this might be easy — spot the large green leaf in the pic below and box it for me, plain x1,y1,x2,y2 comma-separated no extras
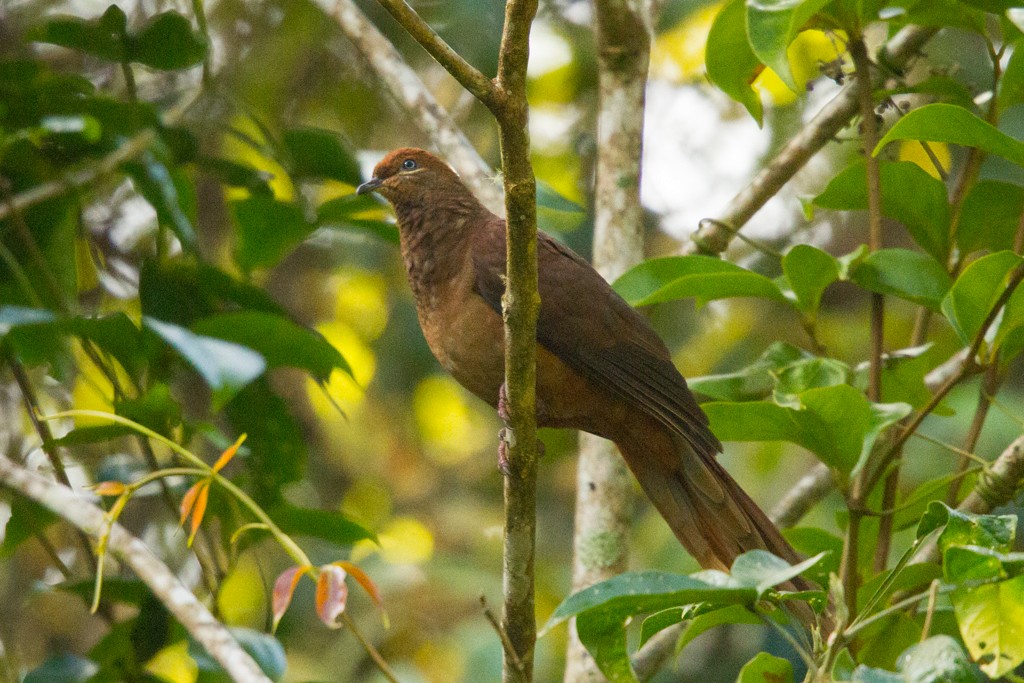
956,181,1024,255
267,503,375,546
674,604,760,653
317,194,399,243
952,574,1024,677
282,128,362,185
730,550,826,595
613,255,785,307
814,161,951,261
232,197,313,272
129,11,207,70
874,103,1024,169
543,571,757,682
705,385,910,474
916,501,1016,553
0,494,59,557
193,312,351,381
998,41,1024,112
536,180,586,233
940,251,1024,347
144,317,266,410
745,0,831,92
706,0,764,125
736,652,793,683
30,5,128,62
848,249,952,311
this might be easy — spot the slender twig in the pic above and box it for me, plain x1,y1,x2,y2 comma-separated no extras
339,614,401,683
0,454,273,683
685,25,936,256
373,0,497,106
919,579,940,641
945,364,1001,505
190,0,213,84
322,0,503,213
840,35,884,621
482,595,526,676
865,263,1024,494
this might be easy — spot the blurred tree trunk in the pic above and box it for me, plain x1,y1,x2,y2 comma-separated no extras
564,1,653,680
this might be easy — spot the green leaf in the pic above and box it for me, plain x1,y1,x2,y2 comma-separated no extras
736,652,793,683
943,546,1014,583
941,251,1024,346
898,636,977,683
115,383,182,437
877,344,943,410
956,181,1024,255
849,249,952,311
782,244,840,315
124,149,198,251
675,604,760,654
317,194,399,243
558,572,757,683
129,12,207,70
952,574,1024,677
543,571,756,634
689,342,812,401
282,128,361,185
1,494,59,557
706,0,763,125
916,501,1016,553
23,653,98,683
773,357,851,396
638,607,686,648
874,103,1024,169
31,5,128,62
197,158,274,195
232,197,313,272
144,317,266,410
998,42,1024,112
536,180,586,233
814,161,951,262
745,0,831,92
730,550,826,595
267,503,375,546
705,385,910,474
193,312,351,381
852,665,903,683
613,255,786,307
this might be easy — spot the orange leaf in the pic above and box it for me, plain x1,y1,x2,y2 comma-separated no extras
93,481,127,496
315,564,348,629
212,433,247,472
271,565,311,632
179,480,210,547
334,561,383,607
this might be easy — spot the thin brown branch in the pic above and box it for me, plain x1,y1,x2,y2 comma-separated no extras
945,364,1000,505
339,613,401,683
482,595,526,677
840,35,884,621
0,454,272,683
373,0,497,107
685,25,936,256
324,0,504,214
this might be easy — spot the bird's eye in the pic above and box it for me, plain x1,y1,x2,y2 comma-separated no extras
401,159,417,170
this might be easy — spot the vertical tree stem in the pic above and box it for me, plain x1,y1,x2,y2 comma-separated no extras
565,1,651,681
494,2,541,680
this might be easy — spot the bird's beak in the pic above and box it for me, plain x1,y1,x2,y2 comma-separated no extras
356,177,383,195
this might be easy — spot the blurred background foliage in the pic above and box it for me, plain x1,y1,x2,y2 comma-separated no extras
0,0,1022,682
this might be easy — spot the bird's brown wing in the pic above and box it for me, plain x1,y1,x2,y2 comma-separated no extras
471,224,721,458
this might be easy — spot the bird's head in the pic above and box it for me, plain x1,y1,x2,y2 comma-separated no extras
357,148,466,208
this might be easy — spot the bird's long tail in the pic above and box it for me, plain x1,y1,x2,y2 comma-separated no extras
615,424,828,628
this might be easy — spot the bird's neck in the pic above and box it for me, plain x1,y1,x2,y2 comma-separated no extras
394,197,491,300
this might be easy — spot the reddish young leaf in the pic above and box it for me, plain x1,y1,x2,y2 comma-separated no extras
315,564,349,629
334,561,382,607
271,565,311,631
212,433,247,472
93,481,128,496
179,480,210,546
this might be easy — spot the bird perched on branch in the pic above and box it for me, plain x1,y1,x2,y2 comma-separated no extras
358,148,814,591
